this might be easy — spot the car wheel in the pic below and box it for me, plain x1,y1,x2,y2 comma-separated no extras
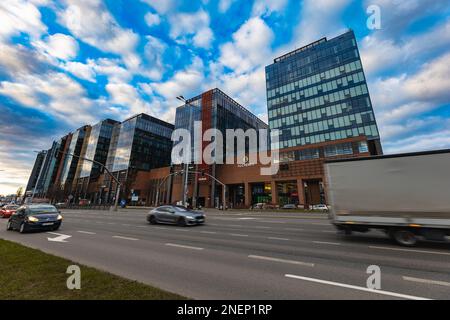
19,223,27,234
6,221,13,231
177,217,187,227
391,229,417,247
149,215,157,225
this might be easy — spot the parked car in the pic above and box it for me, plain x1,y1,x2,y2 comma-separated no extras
147,205,205,226
281,204,297,209
6,204,62,233
312,204,329,211
55,202,67,209
0,205,19,218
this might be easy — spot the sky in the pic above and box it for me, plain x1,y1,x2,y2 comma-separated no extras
0,0,449,195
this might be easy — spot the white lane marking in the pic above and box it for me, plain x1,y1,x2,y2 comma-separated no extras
200,231,217,234
249,255,314,267
175,228,189,232
76,231,96,235
261,220,286,224
238,218,257,220
47,232,71,243
165,243,203,250
229,233,249,237
402,276,450,287
254,226,271,229
285,274,431,300
154,226,168,230
369,246,450,256
227,224,243,227
268,237,289,241
313,241,341,246
112,236,138,241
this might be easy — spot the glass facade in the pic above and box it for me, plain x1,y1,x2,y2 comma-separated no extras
174,88,268,162
59,126,88,186
266,30,381,151
108,114,174,173
79,119,117,178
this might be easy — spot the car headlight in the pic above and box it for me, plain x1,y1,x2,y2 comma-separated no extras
57,214,63,220
27,216,39,222
186,215,195,219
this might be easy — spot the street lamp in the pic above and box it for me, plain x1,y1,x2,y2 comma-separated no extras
37,150,122,211
176,95,193,207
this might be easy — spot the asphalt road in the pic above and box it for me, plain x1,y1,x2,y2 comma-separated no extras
1,208,450,300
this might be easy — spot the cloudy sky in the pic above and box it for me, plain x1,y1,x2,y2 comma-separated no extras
0,0,449,195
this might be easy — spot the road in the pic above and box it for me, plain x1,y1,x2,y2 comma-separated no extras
1,208,450,300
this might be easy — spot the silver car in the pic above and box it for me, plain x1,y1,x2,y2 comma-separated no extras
147,205,205,226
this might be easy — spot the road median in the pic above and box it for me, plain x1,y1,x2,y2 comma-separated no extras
0,239,186,300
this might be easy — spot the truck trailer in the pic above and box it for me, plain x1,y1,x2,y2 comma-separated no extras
325,149,450,246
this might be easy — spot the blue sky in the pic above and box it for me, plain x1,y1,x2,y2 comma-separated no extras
1,0,450,195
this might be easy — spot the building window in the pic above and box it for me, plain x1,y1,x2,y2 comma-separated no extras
324,143,353,157
358,141,369,153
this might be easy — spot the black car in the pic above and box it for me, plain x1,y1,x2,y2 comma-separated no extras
147,205,205,226
7,204,63,233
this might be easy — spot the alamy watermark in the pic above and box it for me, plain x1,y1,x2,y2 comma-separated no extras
171,122,280,175
367,4,381,30
66,265,81,290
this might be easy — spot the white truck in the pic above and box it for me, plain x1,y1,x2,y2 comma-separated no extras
325,149,450,246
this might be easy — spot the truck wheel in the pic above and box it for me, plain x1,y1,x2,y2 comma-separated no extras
391,229,417,247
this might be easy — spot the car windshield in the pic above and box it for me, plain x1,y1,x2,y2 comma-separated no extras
28,207,58,215
174,206,188,212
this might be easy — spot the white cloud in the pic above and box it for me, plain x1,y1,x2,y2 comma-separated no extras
251,0,288,17
145,12,161,26
0,72,99,124
106,82,151,115
141,0,175,14
219,16,274,74
58,0,140,70
143,35,167,80
61,61,96,82
218,0,235,13
168,9,214,49
88,58,132,83
383,128,450,154
33,33,79,60
151,56,206,100
0,0,47,41
361,20,450,76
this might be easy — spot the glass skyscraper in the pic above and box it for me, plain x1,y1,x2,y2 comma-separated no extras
265,30,382,155
174,88,268,162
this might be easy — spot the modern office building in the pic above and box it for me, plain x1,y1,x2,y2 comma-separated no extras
103,113,174,204
25,150,46,194
171,88,268,208
33,141,60,198
72,119,118,202
58,125,90,192
265,30,382,155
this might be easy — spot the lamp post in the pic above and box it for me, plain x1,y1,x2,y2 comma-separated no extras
176,95,193,207
52,150,122,211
